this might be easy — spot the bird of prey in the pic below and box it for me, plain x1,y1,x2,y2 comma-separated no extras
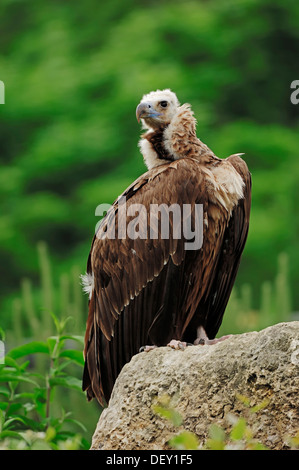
82,89,251,406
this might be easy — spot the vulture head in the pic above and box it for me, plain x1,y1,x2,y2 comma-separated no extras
136,89,180,130
136,88,199,169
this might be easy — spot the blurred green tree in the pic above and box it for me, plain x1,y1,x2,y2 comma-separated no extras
0,0,298,330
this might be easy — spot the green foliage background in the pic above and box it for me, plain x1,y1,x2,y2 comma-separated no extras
0,0,298,447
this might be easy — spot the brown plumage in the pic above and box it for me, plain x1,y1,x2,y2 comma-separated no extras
82,89,251,406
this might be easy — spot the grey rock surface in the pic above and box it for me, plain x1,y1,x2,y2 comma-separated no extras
91,322,299,450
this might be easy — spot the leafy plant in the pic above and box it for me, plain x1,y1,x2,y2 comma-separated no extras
152,394,183,428
152,393,272,450
206,417,268,450
205,395,282,450
0,314,89,450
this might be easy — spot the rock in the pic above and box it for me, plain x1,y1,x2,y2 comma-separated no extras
90,322,299,450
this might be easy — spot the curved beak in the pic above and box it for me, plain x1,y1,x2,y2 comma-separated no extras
136,102,162,123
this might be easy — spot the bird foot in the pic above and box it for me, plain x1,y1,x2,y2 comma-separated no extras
140,332,232,353
139,345,158,352
167,339,190,350
193,327,233,346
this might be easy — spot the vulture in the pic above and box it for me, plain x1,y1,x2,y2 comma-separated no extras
82,89,251,406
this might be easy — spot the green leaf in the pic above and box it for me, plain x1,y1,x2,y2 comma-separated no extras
4,356,20,369
206,424,226,450
0,408,5,432
0,430,24,440
287,431,299,449
0,373,39,386
169,431,199,450
3,416,28,429
20,360,30,372
152,404,182,427
206,438,226,450
51,312,61,334
45,425,56,442
248,441,269,450
6,402,23,415
250,399,270,413
0,327,5,342
230,417,247,441
209,423,226,442
47,337,58,355
236,394,251,407
14,392,37,400
7,341,49,360
11,415,44,432
0,386,10,397
51,312,73,335
64,417,87,433
59,335,84,345
49,376,82,392
59,349,84,366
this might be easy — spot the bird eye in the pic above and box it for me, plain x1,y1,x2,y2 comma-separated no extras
160,101,168,108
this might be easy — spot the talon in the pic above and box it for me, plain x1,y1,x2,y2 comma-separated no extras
195,338,205,346
167,339,188,350
139,345,157,352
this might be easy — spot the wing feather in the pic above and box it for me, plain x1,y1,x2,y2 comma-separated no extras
184,155,251,341
83,156,251,405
